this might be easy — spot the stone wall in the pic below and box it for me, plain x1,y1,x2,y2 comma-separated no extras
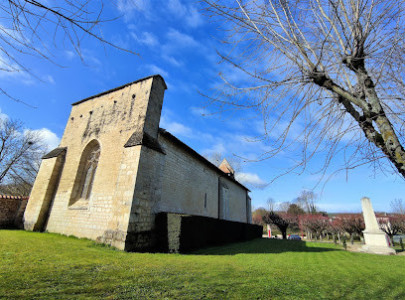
0,195,28,228
24,75,166,250
24,74,252,252
157,131,249,223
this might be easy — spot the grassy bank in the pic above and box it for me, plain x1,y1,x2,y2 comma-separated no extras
0,230,404,299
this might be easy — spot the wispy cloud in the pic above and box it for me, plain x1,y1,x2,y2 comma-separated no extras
25,128,60,151
0,108,9,121
146,64,169,78
235,172,267,188
165,28,200,50
1,110,60,151
162,54,183,67
201,142,226,157
116,0,150,20
167,0,203,28
43,75,55,85
190,106,212,117
131,31,158,47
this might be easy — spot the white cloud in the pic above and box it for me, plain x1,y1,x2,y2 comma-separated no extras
167,0,187,15
166,28,200,49
201,142,226,157
117,0,150,20
64,50,75,60
185,7,204,28
146,64,169,78
162,54,183,67
235,172,267,188
44,75,55,84
0,108,9,121
25,128,60,151
131,31,158,47
190,107,212,117
161,120,191,138
167,0,203,28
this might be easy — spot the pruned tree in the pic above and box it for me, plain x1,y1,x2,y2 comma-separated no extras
299,213,329,240
1,1,137,105
204,0,405,182
263,211,296,239
340,214,365,244
378,214,405,245
0,117,45,195
329,217,345,243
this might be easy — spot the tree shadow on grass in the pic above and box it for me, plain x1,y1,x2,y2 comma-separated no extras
191,238,343,255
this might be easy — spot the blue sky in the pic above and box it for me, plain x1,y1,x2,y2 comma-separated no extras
1,0,403,212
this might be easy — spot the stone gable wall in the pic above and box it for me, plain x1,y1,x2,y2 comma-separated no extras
24,76,166,250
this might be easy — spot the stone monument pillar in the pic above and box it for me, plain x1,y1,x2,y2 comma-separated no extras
361,197,396,255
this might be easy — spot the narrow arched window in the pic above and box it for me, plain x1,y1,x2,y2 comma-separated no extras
70,140,100,207
79,145,100,200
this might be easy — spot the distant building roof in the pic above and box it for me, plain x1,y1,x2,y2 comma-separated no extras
218,159,235,178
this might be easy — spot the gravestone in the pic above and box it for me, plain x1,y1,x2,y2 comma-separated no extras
361,197,396,255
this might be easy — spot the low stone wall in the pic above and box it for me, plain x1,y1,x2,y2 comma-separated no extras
0,195,29,229
154,213,262,253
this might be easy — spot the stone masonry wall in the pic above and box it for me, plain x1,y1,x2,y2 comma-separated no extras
0,195,28,228
157,134,249,223
25,76,166,250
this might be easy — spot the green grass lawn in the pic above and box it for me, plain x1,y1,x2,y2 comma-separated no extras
0,230,404,299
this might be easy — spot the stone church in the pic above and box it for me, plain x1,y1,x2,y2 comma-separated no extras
24,75,254,251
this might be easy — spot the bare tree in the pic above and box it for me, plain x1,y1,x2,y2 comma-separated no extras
340,214,365,244
0,117,45,195
391,199,405,215
263,211,296,239
378,214,405,245
299,214,329,240
266,197,276,212
295,190,318,214
1,1,137,105
204,0,405,182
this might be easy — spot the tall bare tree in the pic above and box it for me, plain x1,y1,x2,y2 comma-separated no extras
1,1,137,105
295,190,318,213
391,199,405,215
204,0,405,181
0,117,45,195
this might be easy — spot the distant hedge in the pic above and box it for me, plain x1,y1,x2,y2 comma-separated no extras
154,213,262,253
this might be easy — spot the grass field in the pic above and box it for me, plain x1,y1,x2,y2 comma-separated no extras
0,230,404,299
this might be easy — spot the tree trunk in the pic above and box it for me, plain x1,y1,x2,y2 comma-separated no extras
310,68,405,178
282,230,287,240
